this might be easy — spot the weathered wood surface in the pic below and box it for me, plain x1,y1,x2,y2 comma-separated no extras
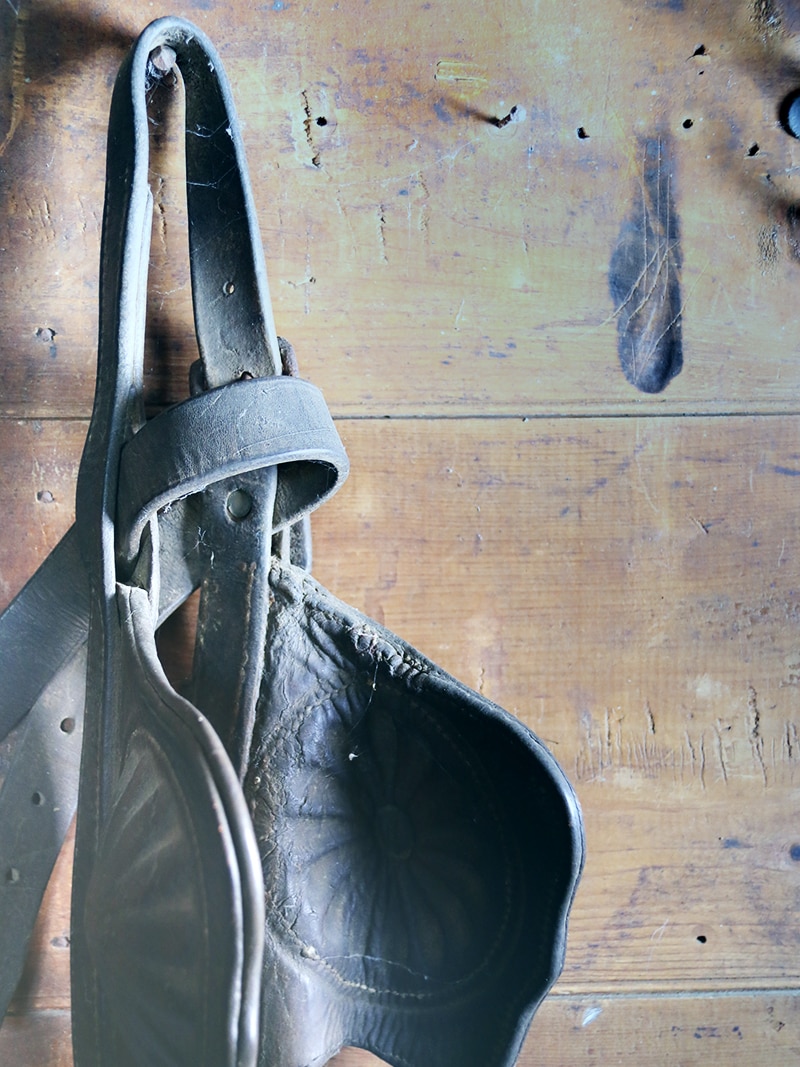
2,0,800,1063
4,992,800,1067
2,1,800,417
3,417,800,1060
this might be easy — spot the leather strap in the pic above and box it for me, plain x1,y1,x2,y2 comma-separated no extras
0,528,88,743
69,17,348,1065
0,649,84,1022
115,374,347,570
0,506,200,1023
0,15,347,1033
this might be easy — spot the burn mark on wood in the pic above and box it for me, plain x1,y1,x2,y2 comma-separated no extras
609,137,683,394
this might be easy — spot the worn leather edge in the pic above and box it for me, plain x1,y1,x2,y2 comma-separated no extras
116,374,348,569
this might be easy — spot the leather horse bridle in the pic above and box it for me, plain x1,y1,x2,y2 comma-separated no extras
0,18,584,1067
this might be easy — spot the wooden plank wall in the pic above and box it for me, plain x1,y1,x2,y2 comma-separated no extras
1,0,799,1063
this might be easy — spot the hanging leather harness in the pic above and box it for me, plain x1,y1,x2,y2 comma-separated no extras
0,18,584,1067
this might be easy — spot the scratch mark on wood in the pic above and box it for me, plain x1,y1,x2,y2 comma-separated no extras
685,729,697,772
605,707,613,753
699,733,706,790
645,702,656,735
786,721,798,759
714,722,729,784
377,205,388,263
609,137,683,393
581,1006,603,1027
748,685,761,739
300,90,321,168
575,700,795,788
434,59,489,94
748,685,768,785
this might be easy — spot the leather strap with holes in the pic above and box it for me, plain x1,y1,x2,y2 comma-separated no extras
0,15,347,1035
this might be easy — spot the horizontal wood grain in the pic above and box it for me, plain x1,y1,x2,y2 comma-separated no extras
330,991,800,1067
2,414,799,1016
4,991,799,1067
2,1,800,419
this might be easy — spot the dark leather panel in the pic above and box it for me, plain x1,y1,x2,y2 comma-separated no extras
248,561,583,1067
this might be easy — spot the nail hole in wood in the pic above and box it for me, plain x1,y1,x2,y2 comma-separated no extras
576,126,589,139
492,105,518,128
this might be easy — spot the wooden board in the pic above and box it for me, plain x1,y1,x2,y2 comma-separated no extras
4,992,800,1067
2,0,800,1063
330,991,800,1066
2,1,800,418
2,415,800,1061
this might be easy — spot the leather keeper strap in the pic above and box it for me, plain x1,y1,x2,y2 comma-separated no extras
115,374,348,570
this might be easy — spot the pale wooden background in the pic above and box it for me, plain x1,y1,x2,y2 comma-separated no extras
2,0,800,1063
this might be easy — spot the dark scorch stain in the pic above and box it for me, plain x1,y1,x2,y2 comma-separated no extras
609,137,683,394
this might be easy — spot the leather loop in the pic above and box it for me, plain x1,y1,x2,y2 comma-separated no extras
115,375,348,570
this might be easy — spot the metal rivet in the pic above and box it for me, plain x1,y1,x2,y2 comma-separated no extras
226,488,252,520
60,717,75,734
